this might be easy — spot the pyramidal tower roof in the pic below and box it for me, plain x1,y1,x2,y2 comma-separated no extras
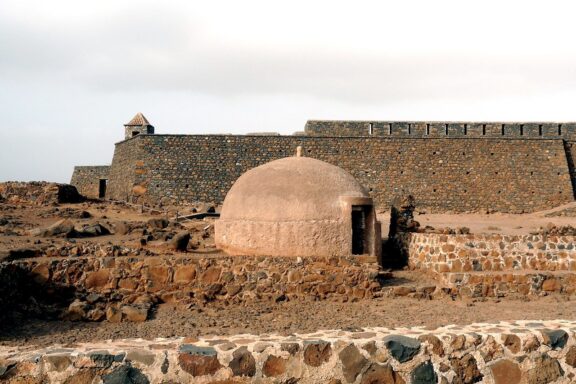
125,112,151,126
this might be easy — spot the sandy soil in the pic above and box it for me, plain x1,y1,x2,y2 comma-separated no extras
378,202,576,236
1,194,576,347
1,295,574,348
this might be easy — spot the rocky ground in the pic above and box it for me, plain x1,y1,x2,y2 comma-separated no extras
2,292,576,348
1,182,576,349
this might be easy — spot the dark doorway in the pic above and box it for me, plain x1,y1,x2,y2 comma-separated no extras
352,206,367,255
132,131,140,137
98,179,107,198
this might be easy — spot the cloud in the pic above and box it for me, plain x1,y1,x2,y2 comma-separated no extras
1,0,576,182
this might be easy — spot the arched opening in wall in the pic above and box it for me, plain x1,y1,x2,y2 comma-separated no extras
539,125,543,136
368,123,373,135
520,124,524,136
464,124,468,135
407,123,412,135
501,124,506,135
558,124,563,135
444,124,448,135
387,124,392,135
98,179,107,198
482,124,486,135
426,124,430,135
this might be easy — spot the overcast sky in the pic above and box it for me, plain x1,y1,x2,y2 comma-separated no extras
2,0,576,182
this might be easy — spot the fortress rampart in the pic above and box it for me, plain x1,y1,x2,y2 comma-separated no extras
105,133,574,213
306,120,576,139
71,119,576,213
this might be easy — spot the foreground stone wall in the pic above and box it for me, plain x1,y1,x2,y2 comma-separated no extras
70,166,110,198
3,320,576,383
107,135,573,213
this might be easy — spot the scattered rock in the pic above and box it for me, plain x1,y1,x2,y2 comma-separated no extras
147,218,169,230
168,231,190,251
121,305,148,322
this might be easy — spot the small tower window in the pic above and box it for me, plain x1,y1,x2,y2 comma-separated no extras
368,123,373,136
132,131,140,137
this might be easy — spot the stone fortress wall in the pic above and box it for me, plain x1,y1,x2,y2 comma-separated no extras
71,119,576,213
305,120,576,139
105,133,574,214
70,166,110,198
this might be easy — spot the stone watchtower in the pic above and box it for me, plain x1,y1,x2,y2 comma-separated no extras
124,112,154,139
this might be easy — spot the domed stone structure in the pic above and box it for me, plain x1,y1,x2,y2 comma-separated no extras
215,152,381,258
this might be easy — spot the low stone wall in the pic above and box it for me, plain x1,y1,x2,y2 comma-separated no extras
403,233,576,273
7,255,384,312
398,233,576,297
2,320,576,383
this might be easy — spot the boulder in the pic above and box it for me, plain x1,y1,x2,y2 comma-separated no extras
35,219,76,237
147,218,169,230
76,223,111,237
121,305,148,322
168,231,190,251
63,300,89,321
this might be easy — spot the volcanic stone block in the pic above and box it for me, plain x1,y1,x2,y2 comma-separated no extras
411,361,437,384
304,341,332,367
339,344,368,383
383,335,421,363
229,347,256,377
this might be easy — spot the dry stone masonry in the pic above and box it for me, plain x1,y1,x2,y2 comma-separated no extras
70,166,110,198
399,233,576,297
3,320,576,383
72,118,576,214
